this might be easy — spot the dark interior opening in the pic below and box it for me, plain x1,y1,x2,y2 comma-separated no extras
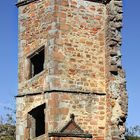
29,103,45,137
30,48,44,78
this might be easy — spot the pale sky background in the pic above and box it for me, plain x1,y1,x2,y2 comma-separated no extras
0,0,140,127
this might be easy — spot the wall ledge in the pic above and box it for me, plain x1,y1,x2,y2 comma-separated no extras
16,0,39,7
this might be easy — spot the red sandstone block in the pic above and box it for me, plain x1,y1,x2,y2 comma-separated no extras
24,127,30,140
92,28,99,32
52,79,61,88
29,3,36,9
65,42,72,46
61,94,70,100
59,12,66,18
53,12,58,17
67,47,75,51
69,69,76,75
60,24,70,31
55,137,60,140
50,108,59,116
100,97,105,102
51,93,59,100
48,99,58,107
52,51,64,61
61,1,69,6
54,5,59,11
90,120,97,125
100,67,105,72
98,106,105,110
94,15,102,20
86,41,93,46
94,137,104,140
90,31,98,35
80,38,86,44
60,108,69,115
45,2,50,7
24,47,30,54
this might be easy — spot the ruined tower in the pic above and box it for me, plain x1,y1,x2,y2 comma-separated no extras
16,0,128,140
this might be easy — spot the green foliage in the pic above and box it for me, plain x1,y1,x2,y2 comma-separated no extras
0,136,15,140
126,136,140,140
126,125,140,140
0,114,16,140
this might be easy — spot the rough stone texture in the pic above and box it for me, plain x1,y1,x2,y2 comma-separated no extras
105,0,128,139
16,92,106,140
16,0,128,140
18,0,106,94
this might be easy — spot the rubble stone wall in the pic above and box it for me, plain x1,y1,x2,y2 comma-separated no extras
105,0,128,139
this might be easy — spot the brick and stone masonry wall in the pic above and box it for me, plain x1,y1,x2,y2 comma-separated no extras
18,0,54,93
16,92,106,140
48,0,106,93
16,0,128,140
18,0,106,94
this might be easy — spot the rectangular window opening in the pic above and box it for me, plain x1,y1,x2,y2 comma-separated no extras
29,47,45,78
28,103,46,138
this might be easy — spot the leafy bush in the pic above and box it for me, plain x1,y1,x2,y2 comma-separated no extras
126,125,140,140
0,114,16,140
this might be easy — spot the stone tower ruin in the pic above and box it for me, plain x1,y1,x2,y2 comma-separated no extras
16,0,128,140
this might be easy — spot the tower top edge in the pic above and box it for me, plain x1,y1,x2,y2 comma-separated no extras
16,0,111,8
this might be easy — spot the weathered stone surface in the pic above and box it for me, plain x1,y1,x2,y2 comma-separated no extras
105,0,128,139
16,0,128,140
18,0,106,94
16,92,106,139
